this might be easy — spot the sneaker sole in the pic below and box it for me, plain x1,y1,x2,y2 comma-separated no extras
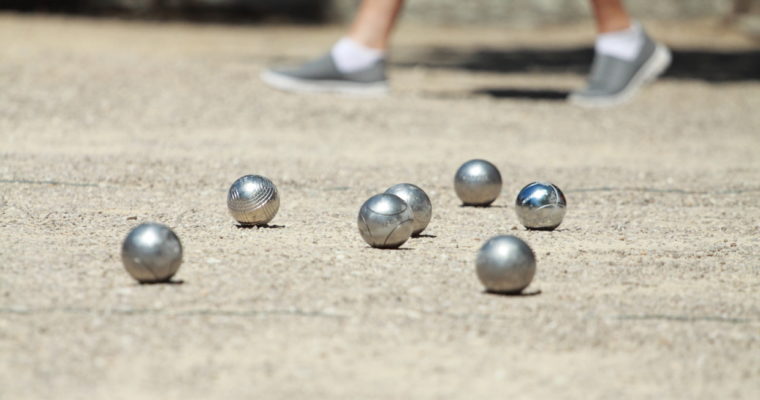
260,70,389,96
569,44,672,108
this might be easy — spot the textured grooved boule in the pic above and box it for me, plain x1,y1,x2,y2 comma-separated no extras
357,193,414,249
121,223,183,283
384,183,432,236
454,159,502,206
476,235,536,294
227,174,280,226
515,181,567,230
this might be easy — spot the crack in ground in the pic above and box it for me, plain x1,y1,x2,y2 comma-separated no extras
567,187,760,195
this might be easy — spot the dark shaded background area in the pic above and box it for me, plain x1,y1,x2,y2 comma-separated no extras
0,0,330,22
396,47,760,100
4,0,758,103
399,47,760,83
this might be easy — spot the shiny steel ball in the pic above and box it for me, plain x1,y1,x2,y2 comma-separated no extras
515,181,567,230
384,183,432,236
121,223,183,283
227,175,280,226
357,193,414,249
454,159,502,206
476,235,536,294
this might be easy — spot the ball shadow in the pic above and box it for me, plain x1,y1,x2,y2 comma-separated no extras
483,288,542,297
459,204,508,209
366,246,414,251
522,226,567,232
235,224,286,229
413,234,437,239
139,279,185,285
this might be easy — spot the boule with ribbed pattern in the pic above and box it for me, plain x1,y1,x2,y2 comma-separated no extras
227,175,280,226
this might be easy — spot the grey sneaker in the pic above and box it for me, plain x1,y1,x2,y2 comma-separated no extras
569,32,672,107
260,53,389,96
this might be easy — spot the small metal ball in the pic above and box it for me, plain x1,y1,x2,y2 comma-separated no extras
121,223,183,283
476,235,536,294
515,181,567,230
357,193,414,249
384,183,432,236
454,159,502,206
227,175,280,226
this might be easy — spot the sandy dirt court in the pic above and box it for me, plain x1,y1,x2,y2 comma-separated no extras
0,14,759,399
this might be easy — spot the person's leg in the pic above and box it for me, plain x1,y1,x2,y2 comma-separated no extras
591,0,642,62
348,0,405,50
591,0,632,33
569,0,672,107
261,0,404,95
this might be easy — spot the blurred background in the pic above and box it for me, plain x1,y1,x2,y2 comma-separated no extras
2,0,759,31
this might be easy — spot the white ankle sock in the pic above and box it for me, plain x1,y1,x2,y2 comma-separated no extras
331,37,385,74
595,22,644,61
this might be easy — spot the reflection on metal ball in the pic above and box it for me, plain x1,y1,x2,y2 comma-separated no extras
454,159,502,206
476,235,535,294
121,223,183,283
385,183,432,236
357,193,414,249
515,181,566,230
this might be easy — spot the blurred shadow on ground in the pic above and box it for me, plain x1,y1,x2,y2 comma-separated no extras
397,46,760,99
471,88,570,100
0,1,329,23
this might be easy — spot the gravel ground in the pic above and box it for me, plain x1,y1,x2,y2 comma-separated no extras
0,14,759,400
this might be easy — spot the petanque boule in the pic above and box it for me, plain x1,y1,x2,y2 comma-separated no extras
357,193,414,249
227,174,280,226
121,222,183,283
515,181,567,230
476,235,536,294
454,159,502,206
384,183,432,236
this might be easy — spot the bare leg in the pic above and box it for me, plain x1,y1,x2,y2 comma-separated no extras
347,0,405,50
590,0,632,33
